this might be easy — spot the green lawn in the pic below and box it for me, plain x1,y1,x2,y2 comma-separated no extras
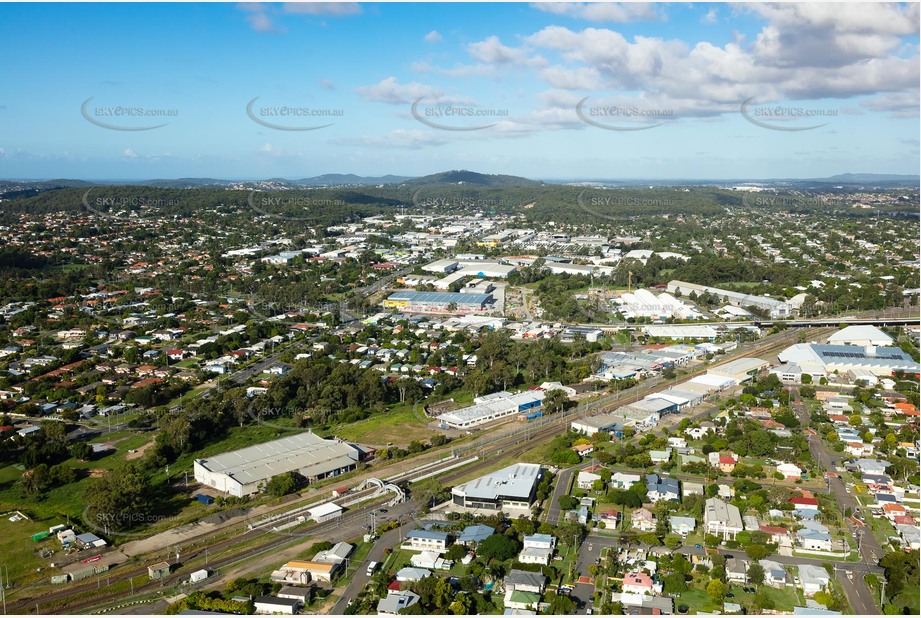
0,513,55,586
330,403,435,446
672,588,721,613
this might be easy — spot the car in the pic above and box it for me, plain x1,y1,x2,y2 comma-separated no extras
378,508,388,513
694,544,703,549
586,609,593,615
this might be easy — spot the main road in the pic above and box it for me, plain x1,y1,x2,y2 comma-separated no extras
790,387,884,615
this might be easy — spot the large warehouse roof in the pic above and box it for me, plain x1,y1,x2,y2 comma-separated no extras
453,463,541,501
196,432,359,487
826,326,893,347
387,291,492,305
778,344,919,374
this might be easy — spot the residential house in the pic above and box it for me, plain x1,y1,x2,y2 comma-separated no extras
645,474,681,503
631,508,657,532
377,591,421,615
669,516,696,536
622,571,661,595
726,557,748,585
704,497,744,540
504,570,547,594
798,565,830,596
403,530,451,552
577,470,602,490
610,471,642,490
776,463,803,479
760,560,788,588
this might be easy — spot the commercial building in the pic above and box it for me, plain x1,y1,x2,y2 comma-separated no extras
571,413,623,436
194,432,361,497
826,325,893,347
778,343,920,377
383,291,493,314
667,280,793,318
451,463,542,511
708,357,769,383
435,390,544,429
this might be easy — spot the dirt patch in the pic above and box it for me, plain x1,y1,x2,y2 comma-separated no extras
89,468,107,478
200,507,250,526
125,439,154,461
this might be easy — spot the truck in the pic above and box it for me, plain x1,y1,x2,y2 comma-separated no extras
366,561,379,576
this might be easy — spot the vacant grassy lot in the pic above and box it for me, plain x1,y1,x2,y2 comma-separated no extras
331,404,435,446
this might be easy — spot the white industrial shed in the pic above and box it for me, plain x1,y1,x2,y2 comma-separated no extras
826,326,893,347
308,501,343,523
194,432,360,497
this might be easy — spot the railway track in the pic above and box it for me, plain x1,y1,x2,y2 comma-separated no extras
9,327,830,614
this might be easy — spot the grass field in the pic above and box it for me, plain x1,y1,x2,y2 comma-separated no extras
331,403,434,446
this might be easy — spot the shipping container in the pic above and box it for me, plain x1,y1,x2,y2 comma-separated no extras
32,531,50,542
190,569,209,583
69,567,95,582
195,494,215,505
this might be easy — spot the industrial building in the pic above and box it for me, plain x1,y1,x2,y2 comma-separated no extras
451,462,542,511
644,324,719,340
667,280,793,318
826,325,893,347
383,291,493,314
435,390,544,429
571,413,624,436
778,343,919,377
616,289,702,321
194,432,361,497
707,357,770,383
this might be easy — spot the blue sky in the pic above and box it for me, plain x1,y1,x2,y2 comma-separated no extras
0,2,918,180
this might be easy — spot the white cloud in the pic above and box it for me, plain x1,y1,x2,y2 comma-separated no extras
467,35,546,67
123,148,138,159
245,12,281,34
319,79,335,90
702,9,718,24
424,30,443,43
355,77,451,105
538,66,601,90
532,2,659,22
283,2,361,16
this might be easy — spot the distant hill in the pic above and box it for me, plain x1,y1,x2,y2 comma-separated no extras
297,173,412,186
403,170,544,188
813,173,919,185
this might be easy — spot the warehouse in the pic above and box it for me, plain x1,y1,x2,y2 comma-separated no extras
644,324,718,340
435,390,544,429
571,413,624,436
458,262,517,279
194,432,361,497
383,291,494,314
778,344,919,377
667,280,793,318
826,325,893,347
616,289,702,321
451,462,542,511
422,259,460,274
707,357,769,383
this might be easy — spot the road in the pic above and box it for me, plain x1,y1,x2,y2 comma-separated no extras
791,388,884,614
328,521,410,614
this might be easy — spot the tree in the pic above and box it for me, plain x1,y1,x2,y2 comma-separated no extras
477,534,519,562
706,579,729,601
264,472,298,497
747,562,765,587
744,544,770,560
663,572,688,593
84,463,151,532
558,495,579,511
71,441,94,461
545,591,576,615
445,544,467,561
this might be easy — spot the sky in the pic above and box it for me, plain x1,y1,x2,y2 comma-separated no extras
0,1,918,181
